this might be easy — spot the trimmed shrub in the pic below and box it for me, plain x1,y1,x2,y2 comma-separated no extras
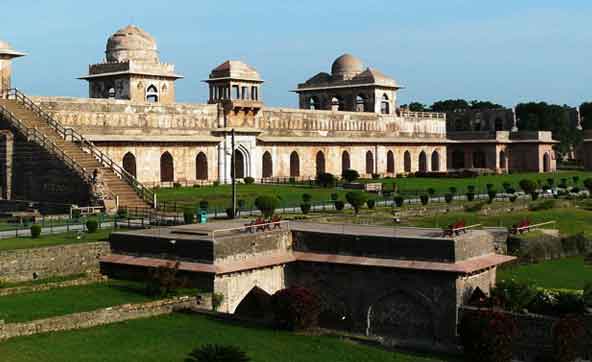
302,193,312,203
491,279,537,313
420,194,429,206
341,169,360,183
487,190,497,203
466,192,475,202
330,193,339,201
584,178,592,193
459,309,517,362
72,209,82,220
366,199,375,209
271,287,320,331
449,186,457,195
486,183,495,191
199,200,209,211
116,208,128,219
467,185,476,193
519,179,537,195
225,208,235,219
186,344,250,362
86,219,98,233
345,191,367,215
444,193,453,204
393,195,404,207
547,178,555,187
427,187,436,196
237,199,246,209
371,173,380,179
531,192,539,201
254,196,280,218
213,181,220,187
244,176,255,185
173,182,182,188
503,182,512,191
316,172,336,188
300,203,311,214
334,200,345,211
30,224,42,239
573,175,580,185
183,208,195,224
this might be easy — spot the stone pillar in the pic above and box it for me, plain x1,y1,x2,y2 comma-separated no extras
0,130,14,199
0,59,11,98
511,107,519,132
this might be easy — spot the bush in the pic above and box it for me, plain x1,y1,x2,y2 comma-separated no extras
72,209,82,220
444,193,453,204
487,190,497,203
467,185,476,193
519,179,537,195
341,169,360,183
30,224,42,239
198,200,209,211
225,208,235,219
491,279,537,313
116,208,128,219
237,199,246,209
584,178,592,193
330,193,339,201
212,293,224,312
186,344,250,362
316,172,336,188
86,219,98,233
427,187,436,196
271,287,320,331
371,173,380,179
531,191,539,201
345,191,367,215
486,183,495,191
302,193,312,203
145,261,186,297
300,203,311,214
183,208,195,224
254,196,279,218
393,195,404,207
213,181,220,187
459,309,517,362
466,192,475,202
573,175,580,185
449,186,457,195
553,315,586,362
503,182,512,191
173,182,182,188
366,199,375,209
334,200,345,211
243,176,255,185
419,194,429,206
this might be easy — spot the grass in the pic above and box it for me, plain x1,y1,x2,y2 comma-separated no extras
0,273,88,289
0,313,458,362
0,280,160,323
497,256,592,290
0,228,113,251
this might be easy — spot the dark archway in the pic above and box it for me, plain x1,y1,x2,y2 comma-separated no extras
404,151,412,173
452,150,465,169
262,151,273,178
233,149,245,179
234,287,272,320
309,96,320,110
341,151,351,175
380,94,390,114
543,152,551,172
160,152,174,183
418,151,427,173
196,152,208,180
365,151,374,174
146,85,159,103
431,151,440,172
290,151,300,177
356,94,367,112
386,151,395,174
123,152,136,178
316,151,326,175
473,151,486,169
499,150,507,170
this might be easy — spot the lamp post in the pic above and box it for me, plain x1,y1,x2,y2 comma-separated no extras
231,128,237,219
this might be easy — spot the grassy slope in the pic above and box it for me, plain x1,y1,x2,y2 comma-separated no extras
0,229,112,251
0,313,458,362
0,280,155,323
497,257,592,290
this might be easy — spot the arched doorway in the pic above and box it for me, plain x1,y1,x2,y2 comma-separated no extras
543,152,551,172
196,152,208,180
122,152,136,178
341,151,351,174
146,85,159,103
290,151,300,177
386,151,395,174
160,152,174,183
499,150,507,170
452,150,465,169
316,151,326,175
262,151,273,178
380,94,390,114
308,97,320,110
418,151,427,173
404,151,412,173
234,287,272,320
431,151,440,172
366,151,374,174
233,149,245,179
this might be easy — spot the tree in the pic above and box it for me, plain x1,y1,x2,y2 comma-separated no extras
271,287,320,331
254,195,279,218
185,344,250,362
469,100,504,110
519,179,537,195
584,178,592,193
431,99,470,112
345,191,367,215
316,172,336,188
341,169,360,183
408,102,428,112
580,102,592,130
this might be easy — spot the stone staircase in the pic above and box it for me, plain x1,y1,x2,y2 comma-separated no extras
0,90,153,209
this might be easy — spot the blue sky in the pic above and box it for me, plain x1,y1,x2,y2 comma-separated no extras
3,0,591,108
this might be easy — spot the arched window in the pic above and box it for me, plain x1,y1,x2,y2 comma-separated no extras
233,149,245,179
356,95,366,112
262,151,273,178
419,151,427,173
341,151,351,174
251,86,258,101
160,152,174,183
290,151,300,177
380,94,390,115
404,151,412,173
543,152,551,172
196,152,208,180
499,150,507,170
494,118,504,131
108,87,116,99
123,152,136,178
386,151,395,174
316,151,326,175
331,97,343,111
473,151,486,168
431,151,440,172
308,97,320,110
146,85,159,103
452,150,465,169
365,151,374,174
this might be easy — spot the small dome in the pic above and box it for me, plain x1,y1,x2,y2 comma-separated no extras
331,53,364,78
105,25,159,63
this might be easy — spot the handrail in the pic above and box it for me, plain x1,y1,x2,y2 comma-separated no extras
4,89,154,207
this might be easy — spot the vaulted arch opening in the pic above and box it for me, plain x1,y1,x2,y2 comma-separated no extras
431,151,440,172
404,151,412,173
262,151,273,178
419,151,427,173
316,151,326,175
196,152,208,180
233,149,245,179
160,152,174,183
365,151,374,174
387,150,395,174
341,151,351,175
290,151,300,177
234,287,272,320
123,152,136,178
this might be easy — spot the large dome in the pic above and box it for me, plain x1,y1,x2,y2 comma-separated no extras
105,25,159,63
331,53,364,79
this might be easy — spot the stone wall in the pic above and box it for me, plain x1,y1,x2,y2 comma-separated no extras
0,274,106,297
215,230,291,264
0,296,197,341
0,242,110,283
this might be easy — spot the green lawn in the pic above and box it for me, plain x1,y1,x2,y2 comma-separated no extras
0,273,88,289
497,257,592,290
0,313,458,362
0,228,113,251
0,280,158,323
